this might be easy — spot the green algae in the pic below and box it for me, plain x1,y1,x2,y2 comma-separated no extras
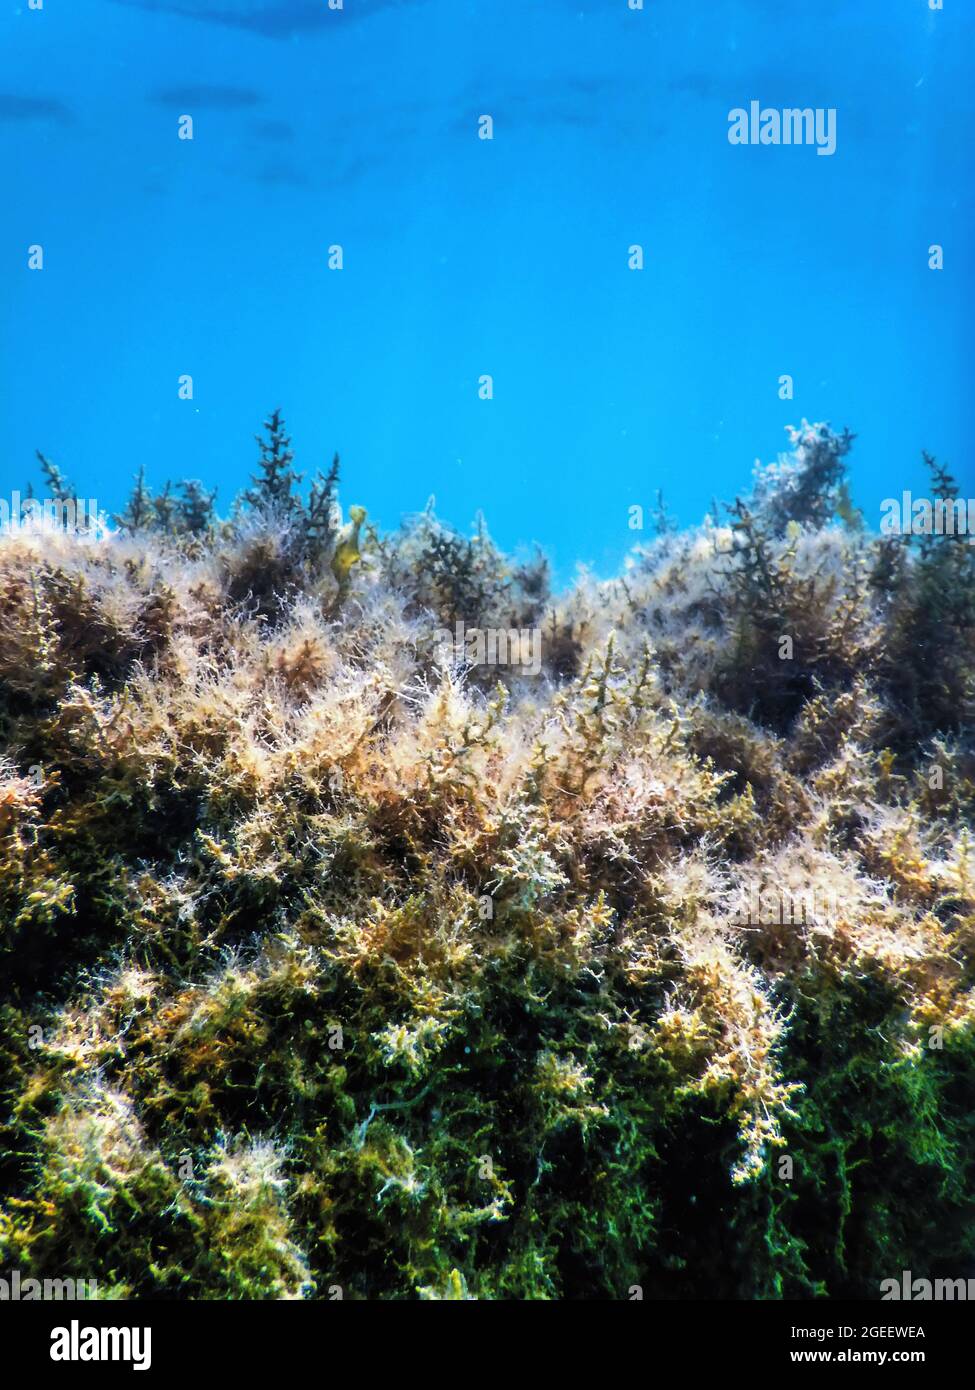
0,420,973,1298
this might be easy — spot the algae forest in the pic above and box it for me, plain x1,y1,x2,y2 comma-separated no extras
1,416,974,1300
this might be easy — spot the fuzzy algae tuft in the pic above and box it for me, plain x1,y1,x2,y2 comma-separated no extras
1,418,973,1299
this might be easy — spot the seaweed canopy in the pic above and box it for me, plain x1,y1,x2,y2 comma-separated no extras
0,417,973,1299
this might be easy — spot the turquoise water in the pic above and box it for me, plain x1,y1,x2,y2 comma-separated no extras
3,0,972,580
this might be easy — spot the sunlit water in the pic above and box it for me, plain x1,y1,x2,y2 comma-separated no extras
4,0,972,580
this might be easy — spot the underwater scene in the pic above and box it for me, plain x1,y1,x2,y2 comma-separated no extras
2,0,975,1342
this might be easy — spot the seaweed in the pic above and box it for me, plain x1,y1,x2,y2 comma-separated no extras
1,415,973,1299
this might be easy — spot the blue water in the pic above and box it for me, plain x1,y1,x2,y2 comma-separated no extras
4,0,972,580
